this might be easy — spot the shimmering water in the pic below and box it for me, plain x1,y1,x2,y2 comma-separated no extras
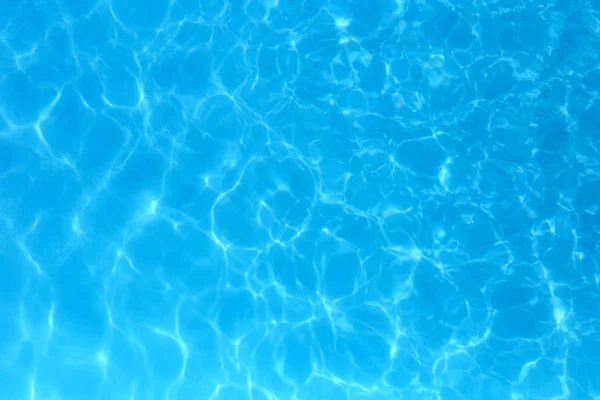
1,0,600,399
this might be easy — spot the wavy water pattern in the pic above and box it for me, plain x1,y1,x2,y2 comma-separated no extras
1,0,600,399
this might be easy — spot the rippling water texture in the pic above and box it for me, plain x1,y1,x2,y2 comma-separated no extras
1,0,599,399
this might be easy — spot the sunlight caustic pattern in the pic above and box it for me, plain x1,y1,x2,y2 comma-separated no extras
0,0,599,399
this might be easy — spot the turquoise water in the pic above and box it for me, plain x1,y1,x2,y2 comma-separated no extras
1,0,599,399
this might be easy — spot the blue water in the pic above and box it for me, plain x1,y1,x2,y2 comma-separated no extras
1,0,599,399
